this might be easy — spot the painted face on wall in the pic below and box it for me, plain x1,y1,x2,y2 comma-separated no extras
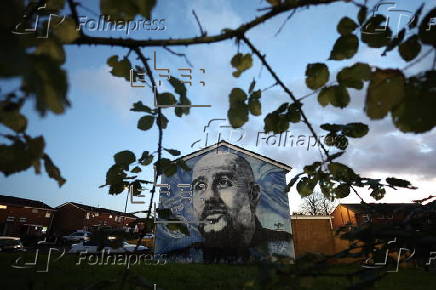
192,151,260,248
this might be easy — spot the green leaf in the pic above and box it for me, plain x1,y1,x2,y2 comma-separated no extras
305,63,330,90
370,187,386,200
130,101,153,113
365,69,405,119
0,101,27,133
107,56,131,80
0,136,45,176
329,34,359,60
386,177,413,188
336,63,371,89
164,148,181,156
285,103,301,123
361,15,392,48
334,134,348,150
138,151,153,166
46,0,65,10
105,164,126,187
23,55,69,115
399,35,421,62
157,93,177,106
391,71,436,133
168,77,187,98
264,112,289,134
334,184,350,198
176,159,191,172
35,39,65,64
418,8,436,47
231,53,253,78
137,116,155,131
343,122,369,138
324,133,337,146
157,115,169,129
297,177,317,197
114,150,136,169
100,0,137,21
358,6,367,25
52,18,80,43
131,166,142,173
303,162,321,175
248,99,261,116
136,0,157,20
155,158,177,176
174,95,191,117
319,85,350,108
337,17,358,35
321,123,343,132
228,88,249,128
42,153,66,187
328,162,358,183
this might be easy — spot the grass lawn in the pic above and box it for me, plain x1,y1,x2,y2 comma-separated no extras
0,252,435,290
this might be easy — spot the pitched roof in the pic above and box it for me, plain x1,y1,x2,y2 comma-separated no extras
340,203,419,214
59,202,137,218
180,140,292,172
0,195,54,210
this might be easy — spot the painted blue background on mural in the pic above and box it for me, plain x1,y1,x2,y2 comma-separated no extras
154,145,293,258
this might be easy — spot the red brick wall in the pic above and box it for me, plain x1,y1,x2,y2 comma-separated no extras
0,204,54,236
291,218,336,257
52,203,85,235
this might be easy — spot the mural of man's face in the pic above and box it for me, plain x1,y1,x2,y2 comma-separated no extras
192,152,260,248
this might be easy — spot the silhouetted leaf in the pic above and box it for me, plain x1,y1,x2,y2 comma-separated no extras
114,150,135,169
53,18,80,43
137,116,155,131
157,115,169,129
136,0,157,20
297,177,317,197
305,63,329,90
329,34,358,60
337,17,358,35
164,148,181,156
399,35,421,62
100,0,137,21
337,63,371,89
168,77,187,98
157,93,176,106
343,122,369,138
334,184,350,198
228,88,249,128
131,101,153,113
318,85,350,108
35,39,65,64
361,15,392,48
138,151,153,166
231,53,253,77
358,6,367,25
0,100,27,133
365,69,405,119
131,166,142,173
386,177,413,188
418,8,436,47
370,187,385,200
0,136,45,176
107,55,131,80
42,153,66,187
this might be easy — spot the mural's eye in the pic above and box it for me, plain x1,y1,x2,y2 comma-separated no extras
217,178,232,188
195,182,206,191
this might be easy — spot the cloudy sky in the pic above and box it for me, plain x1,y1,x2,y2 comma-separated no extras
1,0,435,214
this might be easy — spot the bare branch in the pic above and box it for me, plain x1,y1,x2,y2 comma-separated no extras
163,47,193,67
274,9,297,37
192,9,207,37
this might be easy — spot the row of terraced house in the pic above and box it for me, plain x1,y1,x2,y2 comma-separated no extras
0,194,138,238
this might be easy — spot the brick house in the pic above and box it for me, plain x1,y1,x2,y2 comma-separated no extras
331,203,419,229
0,195,55,237
53,202,137,235
291,215,337,257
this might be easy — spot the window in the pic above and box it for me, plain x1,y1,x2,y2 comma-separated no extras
103,221,107,225
362,214,370,222
32,208,38,213
6,216,15,222
109,215,112,219
45,212,51,218
19,217,27,222
95,212,99,217
0,204,7,209
86,212,90,219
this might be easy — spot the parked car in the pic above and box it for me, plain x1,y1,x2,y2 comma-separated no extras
0,236,25,252
62,231,91,243
69,241,147,254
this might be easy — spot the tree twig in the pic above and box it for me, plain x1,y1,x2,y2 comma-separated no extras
192,9,207,37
